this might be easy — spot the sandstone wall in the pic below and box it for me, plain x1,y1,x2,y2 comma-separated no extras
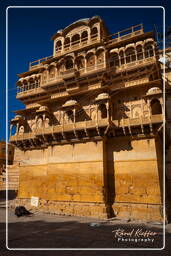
106,137,162,221
17,141,105,203
15,137,163,221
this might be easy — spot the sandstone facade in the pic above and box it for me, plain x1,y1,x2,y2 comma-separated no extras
10,17,163,221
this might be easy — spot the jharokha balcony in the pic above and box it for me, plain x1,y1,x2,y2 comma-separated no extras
10,114,163,147
11,18,163,150
16,51,158,100
16,22,159,103
29,24,144,71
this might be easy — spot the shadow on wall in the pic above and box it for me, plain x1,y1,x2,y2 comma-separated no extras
104,137,133,218
0,190,17,201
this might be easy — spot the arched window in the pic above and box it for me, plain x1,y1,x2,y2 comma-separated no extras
65,57,74,70
37,116,43,128
81,31,88,43
91,27,98,39
42,70,48,82
64,37,70,49
58,61,64,74
18,125,25,134
151,99,162,115
44,117,50,128
49,66,56,79
110,52,119,67
55,40,62,52
136,45,143,60
96,49,104,65
144,43,154,58
71,34,80,46
66,110,74,122
28,78,34,89
119,50,125,65
76,56,85,70
125,47,136,63
86,53,95,67
99,104,107,119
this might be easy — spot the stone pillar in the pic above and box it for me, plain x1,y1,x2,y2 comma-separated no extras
16,123,19,134
73,108,76,123
96,104,99,125
142,43,145,59
106,102,110,120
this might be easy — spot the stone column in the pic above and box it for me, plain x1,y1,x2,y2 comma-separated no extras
106,102,110,120
16,123,19,134
73,108,76,123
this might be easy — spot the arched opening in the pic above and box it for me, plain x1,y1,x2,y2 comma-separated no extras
71,34,80,46
66,110,74,122
37,116,43,128
86,53,95,68
35,78,39,88
81,31,88,43
119,50,125,65
11,125,17,135
136,45,143,60
28,78,34,89
151,99,162,115
58,61,64,74
96,49,104,65
49,66,56,79
99,104,107,119
23,80,28,91
64,37,70,49
18,125,25,134
91,27,98,39
44,116,50,128
75,56,84,70
65,57,74,70
42,70,48,83
125,47,136,63
144,42,154,58
55,40,62,52
110,52,119,67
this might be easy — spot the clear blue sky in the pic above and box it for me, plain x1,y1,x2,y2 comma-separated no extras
0,0,170,141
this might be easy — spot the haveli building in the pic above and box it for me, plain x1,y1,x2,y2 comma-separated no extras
10,16,164,221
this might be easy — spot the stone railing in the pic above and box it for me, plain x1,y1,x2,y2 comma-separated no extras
29,36,101,70
17,51,157,98
119,114,163,127
10,114,163,143
16,86,45,99
106,24,144,45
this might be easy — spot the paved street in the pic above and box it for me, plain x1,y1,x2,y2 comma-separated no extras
0,204,171,255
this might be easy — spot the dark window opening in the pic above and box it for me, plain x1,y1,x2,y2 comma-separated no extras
151,99,162,115
99,104,107,119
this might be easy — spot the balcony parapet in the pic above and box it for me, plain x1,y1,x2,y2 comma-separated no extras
16,86,45,99
17,52,157,100
119,114,163,127
106,24,144,46
10,115,163,143
29,37,101,71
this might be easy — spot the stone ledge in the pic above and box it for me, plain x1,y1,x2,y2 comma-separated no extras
9,198,109,219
